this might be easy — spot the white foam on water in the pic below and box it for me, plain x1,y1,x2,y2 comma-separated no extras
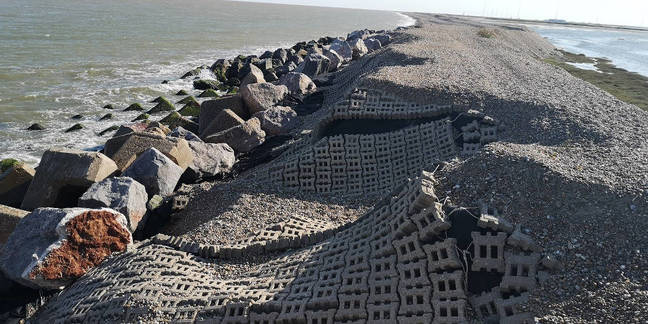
566,62,602,72
396,13,417,27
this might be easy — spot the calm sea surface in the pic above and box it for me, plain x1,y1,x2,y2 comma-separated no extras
0,0,414,164
530,24,648,77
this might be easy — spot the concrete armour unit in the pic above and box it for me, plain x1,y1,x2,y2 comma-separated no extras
20,148,118,210
33,171,548,323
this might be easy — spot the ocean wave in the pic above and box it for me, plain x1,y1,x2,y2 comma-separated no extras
396,13,417,27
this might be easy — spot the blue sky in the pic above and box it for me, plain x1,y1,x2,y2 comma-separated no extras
235,0,648,27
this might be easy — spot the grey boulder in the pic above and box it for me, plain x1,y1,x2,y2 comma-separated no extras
364,38,382,52
122,148,183,197
204,118,266,153
350,38,368,59
254,106,299,136
278,72,316,96
241,83,288,115
323,49,343,72
78,177,148,232
187,142,236,178
330,39,352,62
298,53,331,78
168,126,203,142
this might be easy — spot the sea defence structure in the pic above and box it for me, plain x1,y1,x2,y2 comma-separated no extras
2,12,648,324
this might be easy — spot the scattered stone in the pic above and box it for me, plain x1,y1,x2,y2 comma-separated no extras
240,83,288,115
147,98,175,114
65,123,84,133
187,142,235,178
104,132,193,171
99,125,120,136
0,204,28,246
0,162,35,208
27,123,45,131
180,67,203,79
103,104,115,109
198,89,220,98
204,117,265,153
278,72,316,96
199,95,249,135
193,79,220,90
168,126,202,142
71,114,83,120
122,148,183,197
201,108,245,138
21,149,118,210
124,103,144,111
329,39,352,62
99,113,113,121
210,59,230,82
78,177,148,232
160,111,199,134
253,106,298,136
175,90,188,96
0,207,132,289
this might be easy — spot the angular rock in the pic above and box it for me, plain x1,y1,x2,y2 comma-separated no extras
198,89,220,98
0,162,35,208
254,106,298,136
276,61,297,77
78,177,148,232
193,79,220,90
364,38,382,52
330,39,352,62
240,64,266,88
350,38,368,59
240,83,288,115
199,95,249,135
278,72,316,96
168,126,202,142
176,90,188,96
99,125,120,136
21,149,118,210
0,204,28,246
146,122,171,135
65,123,84,133
373,34,392,46
122,148,183,197
99,113,113,121
187,142,235,178
347,29,371,41
131,113,149,122
0,207,132,289
260,50,273,59
103,104,115,109
27,123,45,131
160,111,199,134
177,102,200,117
147,98,175,114
299,53,331,78
124,103,144,111
204,117,265,153
323,49,342,72
201,108,245,138
104,132,193,171
273,48,288,64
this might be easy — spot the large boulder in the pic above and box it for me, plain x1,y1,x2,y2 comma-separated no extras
187,142,236,179
0,204,28,247
253,106,299,136
201,108,245,138
193,79,220,90
349,38,368,59
146,98,175,114
347,29,371,41
272,48,288,64
122,148,183,197
21,149,118,210
298,53,331,78
199,95,249,135
278,72,316,96
364,38,382,52
104,132,193,171
78,177,148,232
329,39,352,62
240,83,288,115
0,162,35,208
0,208,132,289
276,61,297,77
160,111,199,134
204,118,266,153
323,49,342,72
373,34,392,46
240,64,266,88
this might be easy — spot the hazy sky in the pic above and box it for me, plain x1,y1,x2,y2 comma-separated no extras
236,0,648,27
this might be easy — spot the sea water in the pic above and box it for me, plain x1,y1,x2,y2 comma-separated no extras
0,0,415,164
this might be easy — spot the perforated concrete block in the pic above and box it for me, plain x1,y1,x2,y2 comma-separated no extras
430,270,466,301
397,259,430,288
469,287,501,322
432,299,467,324
423,238,463,272
500,252,541,292
367,302,399,323
397,285,432,315
335,292,369,321
471,231,507,272
393,233,426,263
